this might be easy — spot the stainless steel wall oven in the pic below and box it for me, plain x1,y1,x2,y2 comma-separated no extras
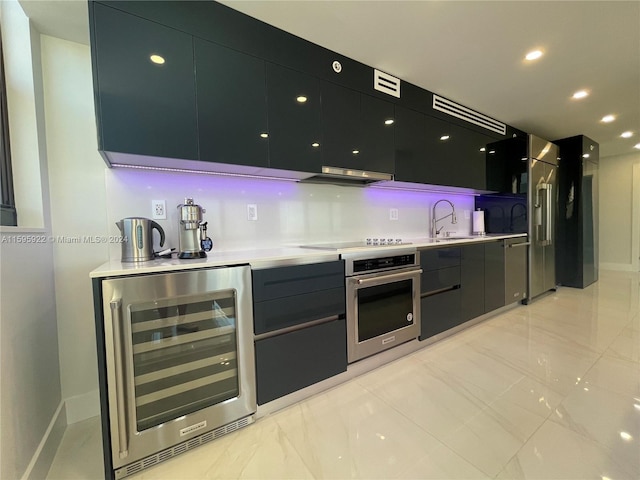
94,266,255,479
343,249,422,362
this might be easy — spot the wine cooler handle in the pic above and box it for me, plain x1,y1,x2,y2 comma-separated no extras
110,299,129,459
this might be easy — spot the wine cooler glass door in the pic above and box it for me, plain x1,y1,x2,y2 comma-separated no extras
102,266,255,472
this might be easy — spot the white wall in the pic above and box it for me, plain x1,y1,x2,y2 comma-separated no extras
40,34,110,423
104,168,475,259
0,2,63,479
599,151,640,269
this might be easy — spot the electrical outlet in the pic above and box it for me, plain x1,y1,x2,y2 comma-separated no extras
389,208,399,221
152,200,166,220
464,210,471,220
247,204,258,221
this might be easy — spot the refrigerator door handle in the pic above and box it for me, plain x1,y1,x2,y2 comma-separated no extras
545,183,553,246
109,299,129,459
535,184,544,244
537,183,553,246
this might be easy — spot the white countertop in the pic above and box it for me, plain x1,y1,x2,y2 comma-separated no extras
90,233,527,278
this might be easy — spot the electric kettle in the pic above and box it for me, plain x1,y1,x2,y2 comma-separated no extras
116,217,166,262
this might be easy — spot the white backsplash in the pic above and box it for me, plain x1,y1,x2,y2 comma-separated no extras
105,168,476,260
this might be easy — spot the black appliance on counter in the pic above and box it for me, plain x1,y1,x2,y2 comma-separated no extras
553,135,599,288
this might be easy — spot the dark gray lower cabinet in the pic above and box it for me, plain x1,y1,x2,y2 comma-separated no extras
461,244,485,322
252,260,346,405
420,290,462,339
255,319,347,405
461,240,508,322
419,247,462,340
484,241,506,312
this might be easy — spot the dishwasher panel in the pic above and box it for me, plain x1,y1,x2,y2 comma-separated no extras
505,238,529,303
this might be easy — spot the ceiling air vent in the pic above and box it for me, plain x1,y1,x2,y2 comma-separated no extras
374,69,400,98
433,94,506,135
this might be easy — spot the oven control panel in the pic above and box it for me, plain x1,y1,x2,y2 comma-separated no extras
352,254,416,273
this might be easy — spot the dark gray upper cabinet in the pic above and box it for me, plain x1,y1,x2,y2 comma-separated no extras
395,106,494,189
394,106,427,181
422,115,493,190
195,38,269,167
90,1,522,189
485,136,529,194
321,81,362,169
321,81,395,174
266,64,323,172
90,3,198,160
360,93,396,173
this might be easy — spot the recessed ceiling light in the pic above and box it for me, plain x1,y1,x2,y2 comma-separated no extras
621,131,633,138
620,431,633,441
149,54,165,65
260,133,269,138
352,150,360,154
479,147,486,152
296,96,308,103
572,90,589,99
525,50,543,61
582,154,590,158
384,119,394,125
440,135,450,141
311,142,320,148
634,143,640,150
601,114,616,123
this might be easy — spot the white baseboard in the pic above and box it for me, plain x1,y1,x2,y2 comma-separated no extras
20,401,66,480
65,389,100,424
600,262,635,272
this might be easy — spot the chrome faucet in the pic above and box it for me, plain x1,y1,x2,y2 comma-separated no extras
431,199,457,238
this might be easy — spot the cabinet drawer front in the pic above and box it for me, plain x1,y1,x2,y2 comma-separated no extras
422,266,461,294
420,289,462,340
420,247,461,272
255,319,347,405
253,287,345,335
252,261,344,302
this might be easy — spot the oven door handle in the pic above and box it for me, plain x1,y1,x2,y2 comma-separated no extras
356,268,423,285
110,299,129,459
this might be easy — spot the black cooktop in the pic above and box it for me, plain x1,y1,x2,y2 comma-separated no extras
300,241,412,251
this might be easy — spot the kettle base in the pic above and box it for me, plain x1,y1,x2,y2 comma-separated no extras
178,251,207,259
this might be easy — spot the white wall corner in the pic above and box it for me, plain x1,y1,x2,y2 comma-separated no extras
20,401,66,480
65,389,100,425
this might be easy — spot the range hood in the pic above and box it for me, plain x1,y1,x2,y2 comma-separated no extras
102,151,393,186
300,166,393,186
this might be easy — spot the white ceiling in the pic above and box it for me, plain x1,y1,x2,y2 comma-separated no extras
19,0,640,158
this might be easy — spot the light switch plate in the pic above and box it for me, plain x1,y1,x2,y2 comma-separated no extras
389,208,399,221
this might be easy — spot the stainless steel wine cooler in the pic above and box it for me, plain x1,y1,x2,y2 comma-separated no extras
95,266,256,479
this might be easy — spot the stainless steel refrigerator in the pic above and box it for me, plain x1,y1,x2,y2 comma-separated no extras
526,135,559,301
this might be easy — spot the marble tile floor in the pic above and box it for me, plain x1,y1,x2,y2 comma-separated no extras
47,270,640,480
